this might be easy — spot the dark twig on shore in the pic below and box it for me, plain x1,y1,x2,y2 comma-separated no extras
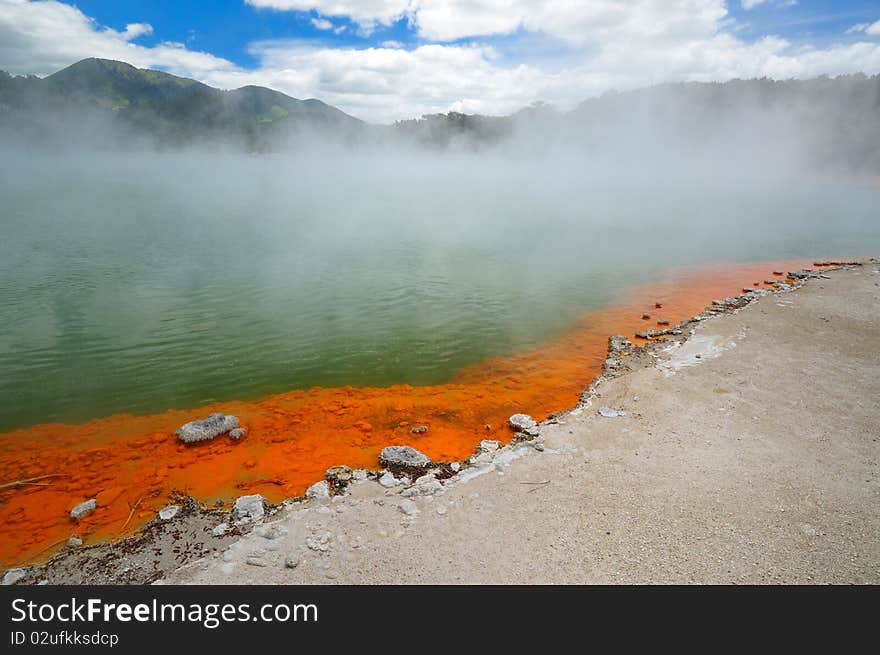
121,496,144,533
0,474,63,491
520,480,551,492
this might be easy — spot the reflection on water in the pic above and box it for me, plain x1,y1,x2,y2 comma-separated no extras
0,152,877,431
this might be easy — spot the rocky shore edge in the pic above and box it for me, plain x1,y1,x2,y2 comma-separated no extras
3,259,870,585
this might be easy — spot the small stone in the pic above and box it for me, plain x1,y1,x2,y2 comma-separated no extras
435,505,447,515
352,469,369,481
232,494,265,522
598,407,626,418
211,522,229,537
229,428,246,440
325,465,353,483
284,555,300,569
508,413,537,432
478,439,501,453
306,480,331,500
70,498,97,521
245,556,268,567
379,472,403,488
175,413,239,443
641,313,651,319
256,524,288,540
449,462,461,472
306,532,332,552
657,318,670,326
401,474,443,497
2,568,26,585
158,505,180,521
379,445,431,469
398,499,419,516
67,535,83,548
410,425,428,434
325,466,354,494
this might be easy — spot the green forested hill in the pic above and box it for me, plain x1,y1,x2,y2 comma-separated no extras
0,58,362,150
1,57,878,173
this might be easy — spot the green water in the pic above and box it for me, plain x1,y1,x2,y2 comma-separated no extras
0,152,877,431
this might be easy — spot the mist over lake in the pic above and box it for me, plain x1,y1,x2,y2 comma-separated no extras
1,150,876,431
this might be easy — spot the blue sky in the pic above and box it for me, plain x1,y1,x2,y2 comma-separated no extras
67,0,880,67
1,1,879,122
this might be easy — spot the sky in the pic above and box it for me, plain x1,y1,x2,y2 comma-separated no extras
1,0,879,123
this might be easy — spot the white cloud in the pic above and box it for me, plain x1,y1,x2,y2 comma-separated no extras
0,0,238,77
2,0,880,124
310,17,334,30
247,0,411,31
122,22,153,40
244,1,728,44
846,20,880,36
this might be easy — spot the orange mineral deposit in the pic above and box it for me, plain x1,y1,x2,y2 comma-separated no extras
0,259,816,567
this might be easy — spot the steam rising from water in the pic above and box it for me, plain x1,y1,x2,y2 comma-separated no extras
2,73,880,429
1,146,876,431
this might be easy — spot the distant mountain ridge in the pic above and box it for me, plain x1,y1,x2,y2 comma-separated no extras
1,58,879,173
0,58,362,150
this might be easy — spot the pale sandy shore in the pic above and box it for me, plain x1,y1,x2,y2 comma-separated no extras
157,262,879,585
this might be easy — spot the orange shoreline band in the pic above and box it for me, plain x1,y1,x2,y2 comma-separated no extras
0,258,820,566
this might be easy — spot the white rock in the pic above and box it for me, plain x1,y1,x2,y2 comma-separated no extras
478,439,502,453
175,413,239,443
212,522,229,537
598,407,626,418
284,555,300,569
306,532,332,552
436,505,447,515
401,474,443,497
232,494,265,522
379,445,431,469
379,472,402,488
398,499,419,516
256,524,288,540
352,469,369,481
450,462,461,472
508,413,537,432
306,480,330,500
158,505,180,521
66,535,83,548
70,498,97,520
2,568,26,585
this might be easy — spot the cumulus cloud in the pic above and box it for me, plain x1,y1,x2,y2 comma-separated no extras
0,0,237,77
245,0,728,44
310,17,334,30
2,0,880,123
122,23,153,40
